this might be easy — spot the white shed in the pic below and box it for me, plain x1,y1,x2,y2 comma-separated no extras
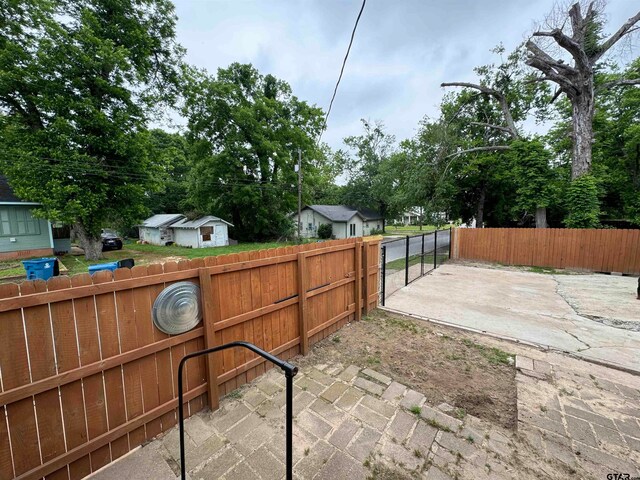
170,216,233,248
138,214,185,246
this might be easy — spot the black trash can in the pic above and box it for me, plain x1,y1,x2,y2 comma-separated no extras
117,258,135,269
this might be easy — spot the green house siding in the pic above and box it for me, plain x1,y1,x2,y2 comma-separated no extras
0,205,52,253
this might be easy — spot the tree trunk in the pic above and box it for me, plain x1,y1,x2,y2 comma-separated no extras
571,89,595,179
476,186,486,228
535,206,547,228
74,222,103,261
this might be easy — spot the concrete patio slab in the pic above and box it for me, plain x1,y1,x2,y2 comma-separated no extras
385,264,640,373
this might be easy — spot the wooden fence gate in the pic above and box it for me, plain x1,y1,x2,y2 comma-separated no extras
0,237,381,480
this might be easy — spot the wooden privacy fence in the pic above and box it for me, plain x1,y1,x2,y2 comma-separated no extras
451,228,640,274
0,237,381,480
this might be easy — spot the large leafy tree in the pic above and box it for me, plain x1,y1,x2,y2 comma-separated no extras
441,47,553,227
0,0,184,259
144,129,193,215
184,63,325,241
339,120,399,229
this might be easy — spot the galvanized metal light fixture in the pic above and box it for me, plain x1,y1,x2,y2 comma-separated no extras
152,282,202,335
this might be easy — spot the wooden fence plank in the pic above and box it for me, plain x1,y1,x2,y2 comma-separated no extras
355,241,362,321
199,268,220,411
297,253,309,355
1,280,38,479
455,228,640,274
0,409,14,479
92,270,128,461
130,266,162,441
48,276,88,480
24,280,66,471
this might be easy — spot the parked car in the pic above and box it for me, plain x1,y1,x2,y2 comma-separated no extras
101,232,123,251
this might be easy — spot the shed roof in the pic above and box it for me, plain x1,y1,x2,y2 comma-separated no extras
170,215,233,229
140,214,185,228
304,205,383,222
0,175,33,203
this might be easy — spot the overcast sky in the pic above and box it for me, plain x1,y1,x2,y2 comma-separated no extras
170,0,637,150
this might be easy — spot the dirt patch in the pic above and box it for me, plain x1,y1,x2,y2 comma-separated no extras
298,310,517,429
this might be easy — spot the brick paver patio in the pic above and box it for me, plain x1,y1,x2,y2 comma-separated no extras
90,358,640,479
516,355,640,479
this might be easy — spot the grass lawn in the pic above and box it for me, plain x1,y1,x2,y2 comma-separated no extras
126,241,289,259
383,224,452,236
59,241,292,277
1,241,294,281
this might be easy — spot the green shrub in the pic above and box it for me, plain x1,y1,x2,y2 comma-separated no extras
564,174,600,228
368,228,383,235
317,223,333,239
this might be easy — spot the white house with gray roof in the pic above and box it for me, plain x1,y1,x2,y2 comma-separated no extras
138,214,233,247
297,205,383,239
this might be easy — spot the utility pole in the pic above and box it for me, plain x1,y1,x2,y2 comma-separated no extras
297,149,302,240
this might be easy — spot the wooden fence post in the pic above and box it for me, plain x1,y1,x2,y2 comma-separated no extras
362,241,370,315
198,268,220,411
297,253,309,355
355,240,363,321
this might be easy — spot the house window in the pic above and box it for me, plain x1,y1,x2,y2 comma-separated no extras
308,223,313,231
349,223,356,236
0,208,40,236
0,209,10,235
200,226,213,241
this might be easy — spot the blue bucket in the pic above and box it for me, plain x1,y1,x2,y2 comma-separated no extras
88,262,119,274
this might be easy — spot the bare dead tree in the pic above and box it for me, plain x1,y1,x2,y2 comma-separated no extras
526,2,640,179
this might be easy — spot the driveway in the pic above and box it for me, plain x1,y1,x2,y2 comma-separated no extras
384,264,640,374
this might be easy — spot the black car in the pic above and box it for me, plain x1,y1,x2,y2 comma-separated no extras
101,232,123,251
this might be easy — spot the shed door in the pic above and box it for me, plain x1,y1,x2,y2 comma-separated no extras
214,225,225,245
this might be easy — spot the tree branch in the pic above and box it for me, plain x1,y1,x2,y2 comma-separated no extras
593,10,640,62
441,82,519,139
445,145,511,159
525,54,579,97
599,78,640,89
525,40,578,75
532,29,589,69
470,122,514,134
441,82,499,96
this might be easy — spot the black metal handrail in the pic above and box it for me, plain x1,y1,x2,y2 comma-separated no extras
178,341,298,480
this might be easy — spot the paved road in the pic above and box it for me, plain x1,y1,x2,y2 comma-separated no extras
382,230,450,263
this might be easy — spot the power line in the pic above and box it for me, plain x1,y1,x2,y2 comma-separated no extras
3,153,301,188
318,0,367,144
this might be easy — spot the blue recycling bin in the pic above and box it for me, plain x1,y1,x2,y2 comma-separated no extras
88,261,119,275
22,258,58,281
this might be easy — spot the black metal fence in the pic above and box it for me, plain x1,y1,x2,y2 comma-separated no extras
380,229,451,304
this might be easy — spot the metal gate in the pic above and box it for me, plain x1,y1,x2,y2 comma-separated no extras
380,229,451,305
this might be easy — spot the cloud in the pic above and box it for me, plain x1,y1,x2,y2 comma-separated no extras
170,0,639,149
